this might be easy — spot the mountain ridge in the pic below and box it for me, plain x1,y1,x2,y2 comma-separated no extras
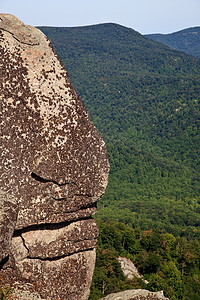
146,26,200,58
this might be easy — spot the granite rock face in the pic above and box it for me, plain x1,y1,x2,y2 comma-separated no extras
117,257,149,284
0,14,109,299
100,289,169,300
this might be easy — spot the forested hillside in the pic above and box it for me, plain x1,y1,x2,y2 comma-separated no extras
146,26,200,58
89,219,200,299
38,23,200,239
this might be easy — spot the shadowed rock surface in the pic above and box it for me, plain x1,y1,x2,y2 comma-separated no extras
0,14,109,299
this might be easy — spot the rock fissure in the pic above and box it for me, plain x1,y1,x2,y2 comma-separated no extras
31,172,79,188
31,172,93,199
26,247,95,261
0,255,9,270
13,216,94,235
0,28,39,46
20,234,29,253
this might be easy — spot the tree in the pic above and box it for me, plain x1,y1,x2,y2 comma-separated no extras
140,253,160,274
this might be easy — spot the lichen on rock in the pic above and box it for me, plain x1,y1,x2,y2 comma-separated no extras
99,289,169,300
0,13,109,300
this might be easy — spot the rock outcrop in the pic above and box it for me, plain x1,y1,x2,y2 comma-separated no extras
0,14,109,299
117,257,149,284
100,289,169,300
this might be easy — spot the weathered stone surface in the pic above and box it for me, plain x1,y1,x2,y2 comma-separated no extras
100,289,169,300
0,190,17,262
11,249,96,300
0,13,109,299
12,219,98,259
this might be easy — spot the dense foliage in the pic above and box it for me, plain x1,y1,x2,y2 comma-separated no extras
39,23,200,239
146,26,200,58
90,220,200,299
36,23,200,299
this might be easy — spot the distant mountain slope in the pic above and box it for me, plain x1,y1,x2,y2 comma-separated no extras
38,23,200,237
146,26,200,58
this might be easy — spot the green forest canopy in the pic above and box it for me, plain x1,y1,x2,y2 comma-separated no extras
146,26,200,58
38,23,200,239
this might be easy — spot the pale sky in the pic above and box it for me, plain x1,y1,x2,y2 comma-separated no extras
1,0,200,34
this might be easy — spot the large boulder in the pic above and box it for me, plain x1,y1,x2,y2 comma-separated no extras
0,14,109,299
100,289,169,300
117,257,149,284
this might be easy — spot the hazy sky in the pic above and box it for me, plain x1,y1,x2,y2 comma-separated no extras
1,0,200,34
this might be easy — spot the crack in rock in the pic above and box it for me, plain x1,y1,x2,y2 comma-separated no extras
0,28,39,45
13,215,94,234
26,247,95,261
31,172,93,200
31,172,78,187
20,234,29,253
